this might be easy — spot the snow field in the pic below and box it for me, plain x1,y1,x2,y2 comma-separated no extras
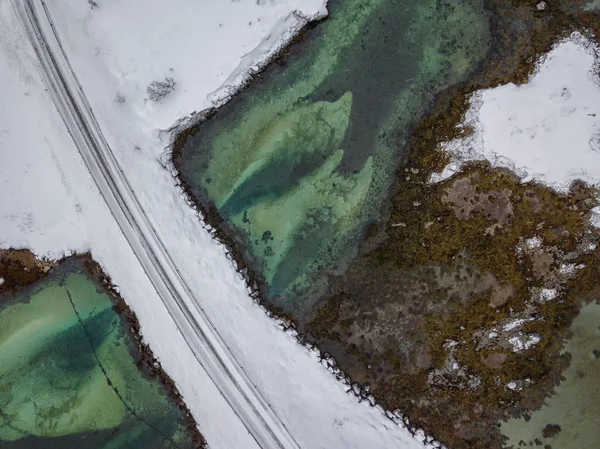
0,2,259,447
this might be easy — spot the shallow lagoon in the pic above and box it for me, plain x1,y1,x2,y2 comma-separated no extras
0,259,197,449
175,0,490,314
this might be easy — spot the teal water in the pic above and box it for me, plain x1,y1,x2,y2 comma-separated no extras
0,259,197,449
500,302,600,449
175,0,490,313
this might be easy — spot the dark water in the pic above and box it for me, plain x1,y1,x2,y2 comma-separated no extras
0,259,196,448
175,0,491,314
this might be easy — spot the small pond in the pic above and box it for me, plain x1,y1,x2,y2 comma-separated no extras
0,258,198,449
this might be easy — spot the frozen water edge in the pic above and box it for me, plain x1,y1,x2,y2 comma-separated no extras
206,10,327,109
1,0,437,448
431,32,600,200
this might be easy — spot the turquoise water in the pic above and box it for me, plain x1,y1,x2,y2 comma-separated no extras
0,260,197,449
175,0,490,314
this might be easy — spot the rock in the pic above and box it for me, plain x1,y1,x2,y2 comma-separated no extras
536,1,547,10
542,424,562,438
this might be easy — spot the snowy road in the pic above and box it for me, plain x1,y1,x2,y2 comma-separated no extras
13,1,298,448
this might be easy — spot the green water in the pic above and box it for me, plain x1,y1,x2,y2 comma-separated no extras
500,302,600,449
176,0,490,313
584,0,600,12
0,260,196,449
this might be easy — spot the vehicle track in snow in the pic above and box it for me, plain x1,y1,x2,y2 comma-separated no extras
13,1,300,448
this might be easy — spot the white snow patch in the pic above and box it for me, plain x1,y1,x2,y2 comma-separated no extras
429,160,461,183
46,0,327,129
506,378,533,392
525,236,543,250
558,263,584,276
0,4,88,258
509,333,542,352
503,318,534,332
432,33,600,195
443,339,460,349
532,285,565,303
540,287,558,302
591,206,600,228
506,381,519,391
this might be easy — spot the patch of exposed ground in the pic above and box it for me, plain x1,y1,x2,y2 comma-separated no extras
309,162,599,445
0,249,55,296
0,250,206,448
306,2,600,448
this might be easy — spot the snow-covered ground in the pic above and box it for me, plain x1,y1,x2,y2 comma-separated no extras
432,33,600,201
0,2,256,447
1,1,431,448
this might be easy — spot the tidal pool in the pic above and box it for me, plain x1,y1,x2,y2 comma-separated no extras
500,301,600,449
175,0,490,314
0,258,198,449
